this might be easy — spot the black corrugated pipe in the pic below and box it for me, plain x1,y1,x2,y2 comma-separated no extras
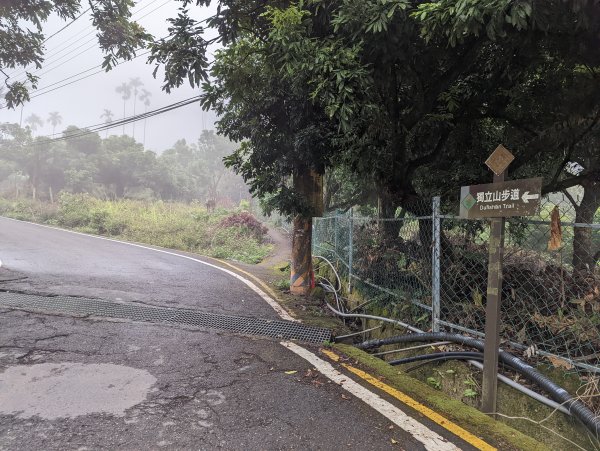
358,332,600,439
389,351,484,366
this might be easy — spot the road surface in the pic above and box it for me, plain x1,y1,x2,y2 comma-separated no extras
0,217,476,450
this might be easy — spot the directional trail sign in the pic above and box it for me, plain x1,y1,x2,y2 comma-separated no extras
459,177,542,219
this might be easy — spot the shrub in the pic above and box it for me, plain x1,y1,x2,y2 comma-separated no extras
219,212,268,242
56,193,96,228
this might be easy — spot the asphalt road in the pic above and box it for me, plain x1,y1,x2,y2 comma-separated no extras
0,217,473,451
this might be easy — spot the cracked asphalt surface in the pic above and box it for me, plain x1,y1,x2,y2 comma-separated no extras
0,218,467,450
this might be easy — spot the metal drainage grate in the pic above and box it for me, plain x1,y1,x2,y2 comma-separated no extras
0,292,331,344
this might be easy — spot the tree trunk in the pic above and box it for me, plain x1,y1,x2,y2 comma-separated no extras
290,168,323,296
31,172,37,200
49,186,54,204
115,182,125,199
572,182,600,273
132,93,137,139
143,106,148,146
378,188,401,243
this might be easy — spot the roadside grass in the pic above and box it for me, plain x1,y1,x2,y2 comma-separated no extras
0,194,272,264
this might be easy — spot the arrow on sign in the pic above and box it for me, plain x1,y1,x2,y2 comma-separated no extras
521,191,540,203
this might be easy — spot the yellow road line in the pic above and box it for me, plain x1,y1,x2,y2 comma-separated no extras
322,349,340,361
321,349,496,451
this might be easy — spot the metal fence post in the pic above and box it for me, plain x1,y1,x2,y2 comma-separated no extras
333,214,338,264
348,208,353,293
432,196,441,332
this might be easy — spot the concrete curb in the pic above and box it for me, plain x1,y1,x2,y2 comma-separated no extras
335,344,548,451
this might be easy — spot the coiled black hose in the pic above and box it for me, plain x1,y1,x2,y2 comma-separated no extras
389,351,484,366
359,332,600,438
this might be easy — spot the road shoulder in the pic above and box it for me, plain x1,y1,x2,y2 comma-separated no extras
219,258,547,451
332,344,547,451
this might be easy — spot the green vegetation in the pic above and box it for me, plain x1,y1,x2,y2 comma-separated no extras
0,124,247,205
3,1,600,288
0,195,272,264
336,344,548,451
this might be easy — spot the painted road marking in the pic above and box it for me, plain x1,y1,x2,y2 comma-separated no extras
212,258,296,320
0,217,295,322
321,349,496,451
282,341,461,451
2,216,487,449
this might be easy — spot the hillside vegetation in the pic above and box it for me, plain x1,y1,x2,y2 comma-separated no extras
0,194,272,264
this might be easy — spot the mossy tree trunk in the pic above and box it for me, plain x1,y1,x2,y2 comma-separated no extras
572,181,600,273
290,168,323,296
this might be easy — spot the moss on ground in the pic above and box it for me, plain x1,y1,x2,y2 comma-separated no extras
336,344,549,451
208,256,587,450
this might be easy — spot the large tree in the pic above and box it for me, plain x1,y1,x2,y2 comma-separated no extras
128,77,143,139
4,0,599,286
266,1,599,205
151,0,600,286
47,111,62,135
96,135,156,198
201,27,333,293
115,82,132,135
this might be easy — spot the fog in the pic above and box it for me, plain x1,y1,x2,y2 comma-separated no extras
1,0,220,154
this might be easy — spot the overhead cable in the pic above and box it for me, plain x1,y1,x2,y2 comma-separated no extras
22,95,201,146
8,0,171,83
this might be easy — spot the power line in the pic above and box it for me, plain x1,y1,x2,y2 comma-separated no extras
39,0,171,76
0,51,152,110
25,40,101,81
4,7,93,79
42,6,92,44
36,0,161,64
8,0,171,83
31,65,103,92
28,96,201,146
7,1,154,79
136,0,173,22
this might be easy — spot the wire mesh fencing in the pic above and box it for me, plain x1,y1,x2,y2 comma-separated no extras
313,192,600,373
313,200,435,331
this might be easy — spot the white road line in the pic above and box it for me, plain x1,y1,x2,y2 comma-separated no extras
282,341,461,451
1,216,462,449
0,217,295,321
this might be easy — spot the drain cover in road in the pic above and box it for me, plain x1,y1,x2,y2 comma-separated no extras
0,292,331,344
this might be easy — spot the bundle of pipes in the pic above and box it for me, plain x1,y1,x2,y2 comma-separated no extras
359,333,600,439
312,255,600,439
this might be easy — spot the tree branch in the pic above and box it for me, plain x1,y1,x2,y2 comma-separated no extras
406,129,451,175
513,109,600,173
542,174,594,194
562,188,578,209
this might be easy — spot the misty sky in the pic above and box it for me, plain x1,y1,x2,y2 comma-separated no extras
1,0,220,154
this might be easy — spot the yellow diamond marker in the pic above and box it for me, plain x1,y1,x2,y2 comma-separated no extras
485,144,514,176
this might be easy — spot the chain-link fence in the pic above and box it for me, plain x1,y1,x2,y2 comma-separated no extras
313,200,435,331
313,192,600,373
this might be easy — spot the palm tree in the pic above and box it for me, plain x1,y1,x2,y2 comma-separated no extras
25,113,44,135
100,109,114,138
128,77,143,139
47,111,62,136
115,82,131,135
138,88,152,147
24,113,44,200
